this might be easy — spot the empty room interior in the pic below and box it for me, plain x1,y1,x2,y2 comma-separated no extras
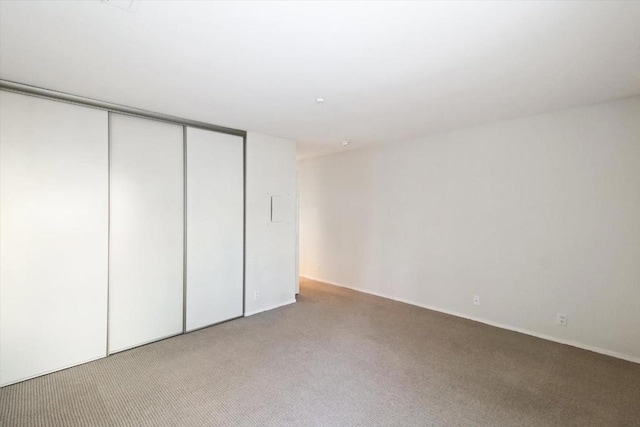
1,1,639,426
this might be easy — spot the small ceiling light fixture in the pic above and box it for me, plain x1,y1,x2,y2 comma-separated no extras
315,97,325,104
101,0,138,12
341,140,351,146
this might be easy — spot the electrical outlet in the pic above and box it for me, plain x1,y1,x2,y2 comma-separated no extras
253,291,260,301
473,295,480,306
315,264,320,272
557,313,568,326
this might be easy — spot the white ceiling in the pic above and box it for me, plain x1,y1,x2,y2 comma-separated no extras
1,1,639,158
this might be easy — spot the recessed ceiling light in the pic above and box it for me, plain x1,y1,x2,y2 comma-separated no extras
315,97,325,104
341,140,350,146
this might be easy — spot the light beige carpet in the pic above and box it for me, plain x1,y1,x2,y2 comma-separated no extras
1,278,639,426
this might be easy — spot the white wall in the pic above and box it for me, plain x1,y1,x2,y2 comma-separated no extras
299,96,640,362
245,132,297,315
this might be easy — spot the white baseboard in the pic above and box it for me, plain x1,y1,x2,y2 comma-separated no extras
244,299,297,317
300,275,640,365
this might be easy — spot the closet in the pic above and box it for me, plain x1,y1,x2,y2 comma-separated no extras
108,114,185,353
0,92,109,385
0,88,245,386
186,128,244,331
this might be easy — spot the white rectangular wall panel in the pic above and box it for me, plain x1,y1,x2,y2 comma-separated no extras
245,132,297,316
109,114,183,353
0,91,108,386
186,128,243,331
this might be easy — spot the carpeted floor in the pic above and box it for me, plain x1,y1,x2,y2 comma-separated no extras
1,278,639,426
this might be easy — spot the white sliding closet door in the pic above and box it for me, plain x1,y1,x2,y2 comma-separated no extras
109,114,183,353
186,128,243,331
0,91,108,386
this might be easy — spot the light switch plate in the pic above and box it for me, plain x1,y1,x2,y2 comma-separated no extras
270,195,287,223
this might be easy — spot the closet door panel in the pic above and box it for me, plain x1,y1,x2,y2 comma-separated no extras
186,128,243,331
109,114,183,353
0,91,108,386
